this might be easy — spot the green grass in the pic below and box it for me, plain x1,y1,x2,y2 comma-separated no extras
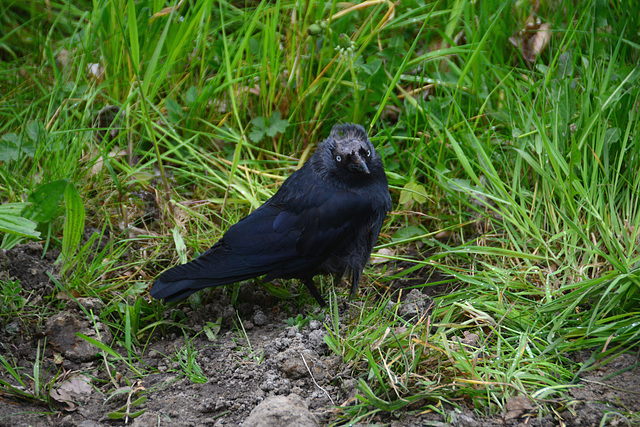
1,0,640,423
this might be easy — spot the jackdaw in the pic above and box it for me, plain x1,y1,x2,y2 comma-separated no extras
150,123,392,306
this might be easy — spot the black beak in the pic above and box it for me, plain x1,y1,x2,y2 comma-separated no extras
349,155,370,174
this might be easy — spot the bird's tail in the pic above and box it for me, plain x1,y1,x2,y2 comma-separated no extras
150,244,261,302
150,275,217,302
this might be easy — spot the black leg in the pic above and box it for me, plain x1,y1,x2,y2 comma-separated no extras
349,269,361,299
303,279,327,307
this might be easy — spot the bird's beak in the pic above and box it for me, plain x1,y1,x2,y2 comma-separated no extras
350,155,370,174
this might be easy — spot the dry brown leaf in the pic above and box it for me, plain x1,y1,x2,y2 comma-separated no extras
59,375,93,396
434,230,450,240
49,387,78,411
504,395,534,420
371,247,395,264
56,49,69,69
87,62,104,80
509,16,552,63
460,331,479,347
150,0,185,22
530,23,551,59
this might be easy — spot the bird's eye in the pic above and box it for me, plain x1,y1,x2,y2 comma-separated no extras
335,155,342,162
367,149,371,157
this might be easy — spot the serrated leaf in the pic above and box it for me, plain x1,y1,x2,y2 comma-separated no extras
165,98,183,123
250,116,265,129
265,111,288,137
249,116,266,142
19,137,36,158
26,120,45,144
249,127,265,143
0,127,37,160
0,134,19,161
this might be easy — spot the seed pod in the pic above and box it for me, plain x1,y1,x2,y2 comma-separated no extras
307,23,323,36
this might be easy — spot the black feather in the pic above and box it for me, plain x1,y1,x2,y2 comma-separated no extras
150,123,392,306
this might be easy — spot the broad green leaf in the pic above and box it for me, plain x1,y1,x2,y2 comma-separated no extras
26,180,68,223
399,182,427,205
172,227,187,264
392,225,425,242
203,318,222,342
261,281,297,299
61,183,86,265
0,203,40,239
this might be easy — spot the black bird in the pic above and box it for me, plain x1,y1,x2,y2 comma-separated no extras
150,123,391,306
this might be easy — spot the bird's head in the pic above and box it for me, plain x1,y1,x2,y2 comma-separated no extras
309,123,386,189
308,123,387,191
327,124,377,176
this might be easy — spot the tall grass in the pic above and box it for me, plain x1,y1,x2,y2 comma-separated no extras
1,0,639,422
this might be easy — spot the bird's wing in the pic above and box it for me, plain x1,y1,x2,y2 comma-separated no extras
222,203,303,268
156,203,303,285
219,185,374,276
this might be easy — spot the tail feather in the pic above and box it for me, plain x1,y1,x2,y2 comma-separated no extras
150,277,214,302
150,258,267,301
150,243,272,301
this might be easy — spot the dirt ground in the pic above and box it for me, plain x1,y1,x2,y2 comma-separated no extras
1,243,639,426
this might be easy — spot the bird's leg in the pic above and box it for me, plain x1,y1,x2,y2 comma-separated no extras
303,278,327,307
349,269,362,299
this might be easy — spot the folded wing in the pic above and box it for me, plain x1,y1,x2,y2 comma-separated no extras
150,180,374,302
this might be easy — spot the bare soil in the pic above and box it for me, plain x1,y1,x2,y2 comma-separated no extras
0,243,638,426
